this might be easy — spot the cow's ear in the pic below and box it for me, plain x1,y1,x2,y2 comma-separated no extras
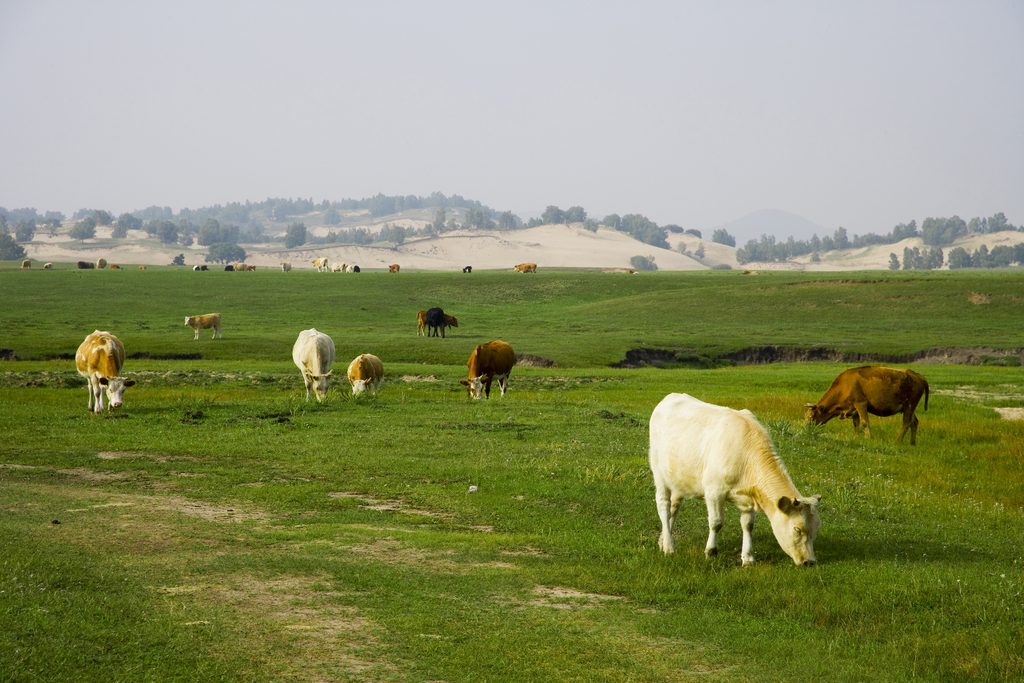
804,403,816,407
99,377,109,385
325,371,333,376
124,379,136,387
459,380,469,386
777,496,794,513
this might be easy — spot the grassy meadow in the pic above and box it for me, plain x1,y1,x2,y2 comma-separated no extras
1,265,1023,682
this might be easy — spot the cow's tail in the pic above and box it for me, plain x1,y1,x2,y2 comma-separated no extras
924,381,929,411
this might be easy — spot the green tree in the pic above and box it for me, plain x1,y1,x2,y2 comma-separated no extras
198,219,221,246
497,210,517,231
990,245,1015,267
93,210,113,226
179,233,194,247
69,217,97,241
711,229,735,247
988,212,1012,232
0,233,27,260
564,206,587,223
902,246,921,270
602,214,621,230
323,208,341,225
157,221,179,245
630,255,658,271
15,220,36,242
695,243,706,260
888,253,900,270
972,244,991,268
541,206,565,225
921,216,967,246
171,253,186,266
620,214,669,249
205,242,246,263
284,222,307,248
946,247,971,269
833,227,850,250
432,208,446,232
115,213,141,238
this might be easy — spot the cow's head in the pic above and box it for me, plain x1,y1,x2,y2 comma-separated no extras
447,316,458,328
184,316,195,327
99,376,136,410
804,403,828,424
351,378,369,396
769,495,822,566
460,377,486,399
311,371,332,401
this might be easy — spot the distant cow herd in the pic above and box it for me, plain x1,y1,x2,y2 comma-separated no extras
52,254,948,568
20,260,540,274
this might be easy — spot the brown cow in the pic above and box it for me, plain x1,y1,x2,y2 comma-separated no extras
108,264,120,269
512,262,537,273
418,310,458,336
21,259,31,269
185,313,222,340
389,264,400,273
138,265,146,270
245,265,256,271
460,340,516,399
805,366,929,445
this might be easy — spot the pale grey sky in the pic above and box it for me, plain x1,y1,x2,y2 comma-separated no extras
2,1,1022,236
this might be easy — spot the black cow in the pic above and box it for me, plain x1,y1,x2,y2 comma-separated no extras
352,265,360,273
425,307,448,338
224,265,234,271
462,266,472,273
77,261,95,269
200,265,208,271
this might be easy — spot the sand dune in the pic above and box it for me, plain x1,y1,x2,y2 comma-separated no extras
20,224,1023,272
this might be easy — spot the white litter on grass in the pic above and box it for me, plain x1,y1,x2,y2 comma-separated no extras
468,485,478,493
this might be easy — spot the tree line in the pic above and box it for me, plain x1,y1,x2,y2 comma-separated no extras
735,213,1021,265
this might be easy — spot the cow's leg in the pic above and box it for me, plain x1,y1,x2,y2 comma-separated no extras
87,379,97,412
855,403,871,437
740,508,757,567
93,380,105,414
484,376,493,399
654,480,678,554
194,327,200,340
303,375,312,401
497,374,508,397
898,413,919,445
440,323,446,339
704,492,727,559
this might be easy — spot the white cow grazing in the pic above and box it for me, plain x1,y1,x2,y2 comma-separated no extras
292,328,336,401
75,330,136,414
649,393,821,567
331,262,346,272
347,353,384,396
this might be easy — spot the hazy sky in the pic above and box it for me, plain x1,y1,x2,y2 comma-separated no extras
2,1,1022,235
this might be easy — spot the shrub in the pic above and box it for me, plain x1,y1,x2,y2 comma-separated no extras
630,255,658,271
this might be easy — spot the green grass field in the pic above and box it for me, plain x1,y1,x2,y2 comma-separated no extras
2,265,1023,682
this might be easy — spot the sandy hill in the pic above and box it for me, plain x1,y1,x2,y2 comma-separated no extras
18,223,1023,272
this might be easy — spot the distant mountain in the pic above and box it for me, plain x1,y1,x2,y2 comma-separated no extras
712,209,826,247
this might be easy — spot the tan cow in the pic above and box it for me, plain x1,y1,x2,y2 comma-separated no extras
512,263,537,273
312,257,329,272
184,313,222,340
331,262,346,272
292,329,336,401
108,264,120,269
460,340,515,399
97,258,107,269
805,366,929,444
650,393,821,567
389,264,400,273
138,265,146,270
347,353,384,396
21,259,31,269
75,331,136,414
281,262,292,272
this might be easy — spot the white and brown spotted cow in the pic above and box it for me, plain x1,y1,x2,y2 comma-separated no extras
75,331,136,414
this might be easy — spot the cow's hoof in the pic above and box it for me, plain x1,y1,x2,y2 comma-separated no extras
705,548,718,559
